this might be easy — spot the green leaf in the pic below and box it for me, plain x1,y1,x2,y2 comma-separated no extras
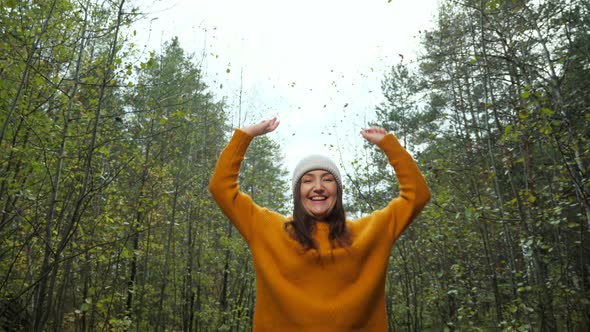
540,107,554,116
519,109,529,119
80,303,91,312
527,194,536,203
502,124,514,142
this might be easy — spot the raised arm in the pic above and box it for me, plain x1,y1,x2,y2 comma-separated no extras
208,118,280,242
361,127,431,240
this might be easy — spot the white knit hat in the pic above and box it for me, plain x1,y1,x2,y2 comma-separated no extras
292,154,342,193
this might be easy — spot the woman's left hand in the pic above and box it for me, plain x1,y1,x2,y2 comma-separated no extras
361,127,388,145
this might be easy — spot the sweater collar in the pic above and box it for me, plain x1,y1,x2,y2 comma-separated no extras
315,222,330,233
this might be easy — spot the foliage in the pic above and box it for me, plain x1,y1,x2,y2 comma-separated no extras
346,0,590,330
0,2,288,331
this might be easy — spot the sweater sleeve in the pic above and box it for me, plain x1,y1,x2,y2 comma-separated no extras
208,129,267,243
370,133,431,242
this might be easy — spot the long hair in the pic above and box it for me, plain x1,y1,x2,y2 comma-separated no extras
284,179,351,252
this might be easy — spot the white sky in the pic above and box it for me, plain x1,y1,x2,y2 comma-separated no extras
132,0,440,177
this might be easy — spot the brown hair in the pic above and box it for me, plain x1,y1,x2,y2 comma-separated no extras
284,178,351,252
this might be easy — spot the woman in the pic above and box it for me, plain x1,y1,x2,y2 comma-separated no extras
209,117,430,331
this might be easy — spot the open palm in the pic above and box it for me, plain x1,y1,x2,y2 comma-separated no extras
240,117,280,137
361,127,388,145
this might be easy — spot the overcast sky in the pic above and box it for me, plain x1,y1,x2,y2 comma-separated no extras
133,0,440,176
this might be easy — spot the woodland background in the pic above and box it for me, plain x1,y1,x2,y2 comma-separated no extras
0,0,589,331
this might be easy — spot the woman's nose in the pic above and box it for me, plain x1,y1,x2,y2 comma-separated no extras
312,180,324,191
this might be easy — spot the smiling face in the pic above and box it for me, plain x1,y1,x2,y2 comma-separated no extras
299,170,338,220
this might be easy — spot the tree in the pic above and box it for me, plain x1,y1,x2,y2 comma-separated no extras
347,0,590,330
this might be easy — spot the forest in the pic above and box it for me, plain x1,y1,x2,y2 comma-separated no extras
0,0,588,331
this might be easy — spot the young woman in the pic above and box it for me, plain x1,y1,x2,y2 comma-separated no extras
209,117,430,331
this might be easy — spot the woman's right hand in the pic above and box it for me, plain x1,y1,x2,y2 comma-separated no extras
240,117,280,137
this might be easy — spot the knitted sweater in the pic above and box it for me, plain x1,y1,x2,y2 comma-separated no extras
209,129,430,332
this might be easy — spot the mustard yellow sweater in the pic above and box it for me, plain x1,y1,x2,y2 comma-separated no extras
209,129,430,332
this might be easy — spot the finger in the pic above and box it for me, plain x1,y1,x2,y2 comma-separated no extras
266,118,280,132
360,132,372,140
272,119,280,130
371,127,385,133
